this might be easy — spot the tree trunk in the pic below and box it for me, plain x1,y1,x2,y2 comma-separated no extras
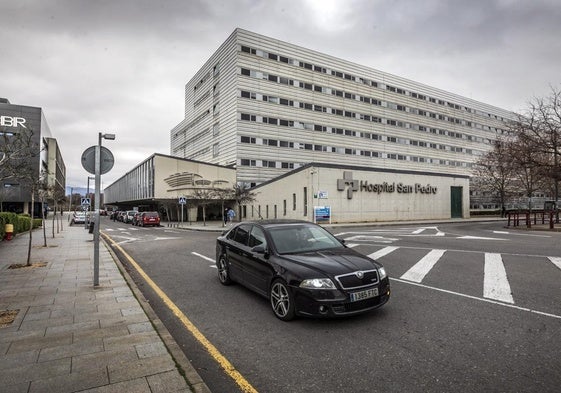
27,194,34,266
42,199,47,247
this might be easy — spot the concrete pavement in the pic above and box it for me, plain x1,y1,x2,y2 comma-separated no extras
0,215,211,393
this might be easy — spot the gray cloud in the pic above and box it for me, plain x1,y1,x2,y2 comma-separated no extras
1,0,560,189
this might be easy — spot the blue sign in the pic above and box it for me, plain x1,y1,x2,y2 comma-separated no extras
178,197,187,205
314,206,331,222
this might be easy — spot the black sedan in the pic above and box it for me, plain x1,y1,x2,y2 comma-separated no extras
215,220,390,321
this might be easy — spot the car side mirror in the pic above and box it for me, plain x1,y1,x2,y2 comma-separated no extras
252,245,269,258
252,245,266,254
337,237,346,245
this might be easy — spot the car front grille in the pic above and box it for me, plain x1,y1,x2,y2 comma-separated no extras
335,269,379,290
332,297,382,313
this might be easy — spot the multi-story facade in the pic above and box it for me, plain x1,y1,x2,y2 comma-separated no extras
0,98,66,215
170,28,515,192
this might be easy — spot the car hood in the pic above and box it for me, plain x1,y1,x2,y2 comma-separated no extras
277,248,381,276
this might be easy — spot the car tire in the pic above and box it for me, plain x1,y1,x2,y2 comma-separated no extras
217,254,232,285
270,279,296,321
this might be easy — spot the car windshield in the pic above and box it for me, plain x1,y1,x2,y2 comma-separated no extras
268,224,344,254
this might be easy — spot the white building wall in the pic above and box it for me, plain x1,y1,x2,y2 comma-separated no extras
247,164,469,223
172,28,515,189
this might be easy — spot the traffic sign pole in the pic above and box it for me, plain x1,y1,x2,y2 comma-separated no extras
179,197,186,227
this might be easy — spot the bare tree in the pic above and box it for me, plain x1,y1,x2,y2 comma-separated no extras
232,183,258,220
473,137,516,214
191,188,215,226
0,127,46,265
512,86,561,203
212,186,234,226
508,135,548,212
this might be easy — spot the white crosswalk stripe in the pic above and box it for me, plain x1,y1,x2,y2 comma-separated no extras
368,246,399,260
400,249,446,283
549,256,561,271
483,253,514,304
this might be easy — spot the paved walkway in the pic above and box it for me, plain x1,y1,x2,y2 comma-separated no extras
0,216,210,393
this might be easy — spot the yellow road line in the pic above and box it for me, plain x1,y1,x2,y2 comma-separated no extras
103,234,258,393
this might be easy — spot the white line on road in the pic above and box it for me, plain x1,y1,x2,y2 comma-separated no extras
391,277,561,320
368,246,399,260
484,253,514,304
457,236,508,240
548,257,561,271
192,252,215,263
400,249,446,283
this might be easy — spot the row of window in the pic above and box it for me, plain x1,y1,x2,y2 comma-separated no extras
239,112,488,154
239,152,472,169
240,129,478,157
172,109,210,140
239,90,491,145
240,68,504,135
193,63,220,92
240,44,508,122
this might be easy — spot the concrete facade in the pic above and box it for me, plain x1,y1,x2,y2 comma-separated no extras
170,29,515,190
246,163,469,223
103,154,236,218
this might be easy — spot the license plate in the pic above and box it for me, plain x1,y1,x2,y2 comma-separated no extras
349,287,378,302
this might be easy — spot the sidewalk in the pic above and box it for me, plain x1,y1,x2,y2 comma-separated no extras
0,217,211,393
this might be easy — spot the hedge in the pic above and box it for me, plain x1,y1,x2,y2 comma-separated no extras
0,213,42,240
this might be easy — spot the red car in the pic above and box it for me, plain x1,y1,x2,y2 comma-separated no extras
139,212,160,227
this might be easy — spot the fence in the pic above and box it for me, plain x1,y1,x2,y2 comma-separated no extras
506,210,560,229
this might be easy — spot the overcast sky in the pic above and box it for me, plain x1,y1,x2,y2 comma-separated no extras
1,0,560,191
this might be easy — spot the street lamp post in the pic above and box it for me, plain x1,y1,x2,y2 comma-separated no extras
93,132,115,286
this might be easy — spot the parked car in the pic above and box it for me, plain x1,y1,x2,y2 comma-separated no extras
124,210,136,224
70,211,86,226
215,220,390,321
131,211,142,226
139,212,160,227
117,211,127,222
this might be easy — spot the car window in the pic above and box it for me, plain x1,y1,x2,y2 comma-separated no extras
232,224,251,246
269,225,343,254
249,226,267,248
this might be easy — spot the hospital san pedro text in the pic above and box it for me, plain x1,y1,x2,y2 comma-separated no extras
359,181,438,194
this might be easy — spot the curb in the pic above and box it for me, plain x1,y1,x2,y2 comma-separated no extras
101,235,212,393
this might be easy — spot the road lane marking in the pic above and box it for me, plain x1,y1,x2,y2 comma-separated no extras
103,235,258,393
400,249,446,283
457,236,508,240
484,253,514,304
192,252,214,263
391,277,561,320
549,257,561,271
368,246,399,260
344,235,399,243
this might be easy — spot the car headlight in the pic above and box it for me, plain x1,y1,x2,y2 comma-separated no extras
378,267,387,280
300,278,336,289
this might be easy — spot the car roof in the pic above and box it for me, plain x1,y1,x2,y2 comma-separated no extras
239,219,315,228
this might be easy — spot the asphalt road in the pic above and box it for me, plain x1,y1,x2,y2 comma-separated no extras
102,218,561,393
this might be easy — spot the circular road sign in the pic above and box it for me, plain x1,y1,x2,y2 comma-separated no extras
81,146,115,175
